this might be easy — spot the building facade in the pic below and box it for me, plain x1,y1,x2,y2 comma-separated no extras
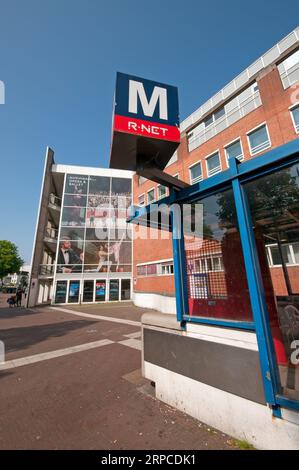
133,28,299,312
28,149,133,307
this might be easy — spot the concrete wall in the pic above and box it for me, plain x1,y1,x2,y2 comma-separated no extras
142,313,299,449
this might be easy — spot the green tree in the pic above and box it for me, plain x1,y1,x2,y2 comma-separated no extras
0,240,24,283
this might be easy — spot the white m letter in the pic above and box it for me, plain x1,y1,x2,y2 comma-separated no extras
129,80,168,120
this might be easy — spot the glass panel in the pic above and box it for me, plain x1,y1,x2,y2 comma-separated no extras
147,264,157,276
60,227,85,242
65,175,88,194
61,207,86,226
83,280,94,302
89,176,110,195
109,280,119,301
190,163,202,183
184,189,253,321
148,190,155,203
68,281,80,303
57,240,83,272
248,125,270,154
158,186,167,199
55,281,67,303
137,265,147,276
84,241,109,270
293,242,299,263
121,279,131,300
206,152,221,176
88,195,111,208
63,194,87,207
244,162,299,401
111,178,131,197
225,140,243,162
292,106,299,131
95,280,106,301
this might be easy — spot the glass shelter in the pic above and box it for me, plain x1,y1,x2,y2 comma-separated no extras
129,139,299,413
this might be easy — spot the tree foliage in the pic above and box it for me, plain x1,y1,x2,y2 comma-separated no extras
0,240,24,280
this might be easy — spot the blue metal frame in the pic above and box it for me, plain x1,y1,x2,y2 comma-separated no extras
182,315,255,330
230,156,281,405
128,138,299,412
170,188,189,324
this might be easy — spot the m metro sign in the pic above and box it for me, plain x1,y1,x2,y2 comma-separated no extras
110,72,180,172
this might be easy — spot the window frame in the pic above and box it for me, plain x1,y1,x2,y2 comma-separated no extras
289,102,299,134
246,122,271,156
224,137,244,166
205,150,222,177
138,193,145,206
147,187,156,204
189,161,203,185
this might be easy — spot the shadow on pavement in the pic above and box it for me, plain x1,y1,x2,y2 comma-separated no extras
0,307,40,320
0,319,98,354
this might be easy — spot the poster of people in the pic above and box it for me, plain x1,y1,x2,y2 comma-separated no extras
61,207,86,226
56,239,84,273
63,194,87,207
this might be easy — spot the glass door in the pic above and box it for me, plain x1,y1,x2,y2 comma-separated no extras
83,280,94,302
121,279,131,300
95,280,106,301
109,279,119,301
55,281,67,303
68,280,80,303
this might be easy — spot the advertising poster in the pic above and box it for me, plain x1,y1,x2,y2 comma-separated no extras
95,281,106,301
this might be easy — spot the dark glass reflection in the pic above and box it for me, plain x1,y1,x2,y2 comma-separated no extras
184,188,252,321
244,163,299,400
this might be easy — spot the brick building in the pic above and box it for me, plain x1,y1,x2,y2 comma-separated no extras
132,28,299,313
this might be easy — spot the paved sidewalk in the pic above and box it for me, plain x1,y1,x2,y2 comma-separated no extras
0,299,238,450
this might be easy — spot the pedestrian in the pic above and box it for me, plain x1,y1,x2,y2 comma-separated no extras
16,288,22,307
7,296,16,308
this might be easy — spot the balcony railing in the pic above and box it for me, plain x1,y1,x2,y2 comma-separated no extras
188,90,262,152
49,193,61,208
44,227,58,241
39,264,55,276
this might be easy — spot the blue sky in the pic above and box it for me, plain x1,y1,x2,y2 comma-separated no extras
0,0,298,263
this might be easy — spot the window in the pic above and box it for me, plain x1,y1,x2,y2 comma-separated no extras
267,242,299,266
206,152,221,177
157,185,167,200
247,124,271,155
189,163,203,184
138,194,145,206
136,261,174,277
290,104,299,133
161,264,174,275
147,189,155,203
278,49,299,89
225,139,244,164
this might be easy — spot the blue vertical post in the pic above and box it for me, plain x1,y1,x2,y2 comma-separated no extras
170,189,189,324
230,157,281,406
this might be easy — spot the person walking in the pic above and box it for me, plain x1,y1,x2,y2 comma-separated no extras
16,288,23,307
